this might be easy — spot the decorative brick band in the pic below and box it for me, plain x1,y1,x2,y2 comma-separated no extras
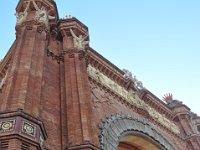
99,114,176,150
0,110,47,148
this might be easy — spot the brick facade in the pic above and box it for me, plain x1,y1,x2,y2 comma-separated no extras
0,0,200,149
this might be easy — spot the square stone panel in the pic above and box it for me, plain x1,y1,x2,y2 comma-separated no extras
21,121,36,138
0,120,15,132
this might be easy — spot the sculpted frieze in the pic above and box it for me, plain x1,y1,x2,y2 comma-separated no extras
87,65,180,134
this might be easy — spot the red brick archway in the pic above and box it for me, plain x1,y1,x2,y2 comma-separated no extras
99,114,175,150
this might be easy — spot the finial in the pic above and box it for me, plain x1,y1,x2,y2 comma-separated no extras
162,93,173,104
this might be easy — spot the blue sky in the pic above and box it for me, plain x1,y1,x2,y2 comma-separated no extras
1,0,200,115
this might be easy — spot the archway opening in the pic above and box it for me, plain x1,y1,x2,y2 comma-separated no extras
117,134,162,150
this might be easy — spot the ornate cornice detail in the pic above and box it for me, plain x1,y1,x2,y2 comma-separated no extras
47,48,64,63
88,65,180,134
62,48,88,60
46,47,88,63
87,50,127,88
99,114,176,150
16,20,49,33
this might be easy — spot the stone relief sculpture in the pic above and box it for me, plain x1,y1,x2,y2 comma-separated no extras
32,0,55,28
70,29,89,50
16,1,30,25
88,65,180,134
123,69,133,79
134,76,143,89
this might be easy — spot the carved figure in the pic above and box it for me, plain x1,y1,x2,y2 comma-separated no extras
123,69,143,89
16,1,30,25
70,29,89,50
123,69,133,80
32,0,55,28
133,76,143,89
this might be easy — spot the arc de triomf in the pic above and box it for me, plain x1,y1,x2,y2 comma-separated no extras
0,0,200,150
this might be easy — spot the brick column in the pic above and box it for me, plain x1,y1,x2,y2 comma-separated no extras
59,18,99,150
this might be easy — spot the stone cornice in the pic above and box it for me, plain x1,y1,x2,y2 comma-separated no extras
58,18,88,35
87,48,133,90
47,48,64,63
139,89,174,120
16,21,49,33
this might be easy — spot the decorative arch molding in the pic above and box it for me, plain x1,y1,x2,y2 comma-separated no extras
99,114,176,150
